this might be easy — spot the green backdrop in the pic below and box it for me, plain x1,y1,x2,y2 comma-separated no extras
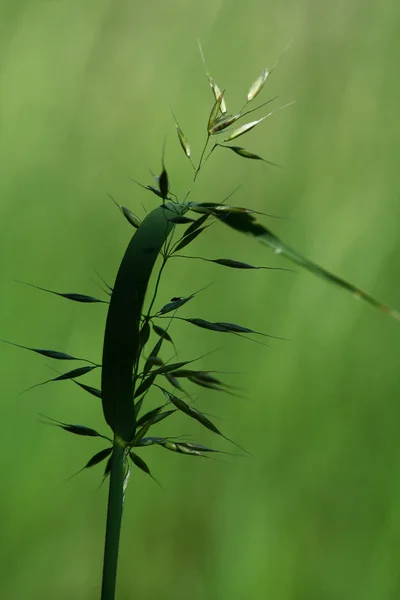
1,1,399,598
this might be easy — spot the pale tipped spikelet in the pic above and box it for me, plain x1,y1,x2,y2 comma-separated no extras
176,124,191,158
220,101,295,142
208,91,226,133
209,112,242,134
247,67,270,102
3,42,398,600
222,115,268,142
109,194,142,228
221,145,282,167
170,107,192,160
210,79,227,114
246,43,291,103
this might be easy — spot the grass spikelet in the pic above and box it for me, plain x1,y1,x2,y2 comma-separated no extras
222,102,295,142
208,91,226,134
108,194,142,228
17,281,107,304
198,39,227,114
221,145,282,167
0,339,96,363
247,67,270,102
21,365,97,394
81,448,113,471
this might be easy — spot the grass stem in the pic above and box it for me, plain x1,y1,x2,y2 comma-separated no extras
101,443,126,600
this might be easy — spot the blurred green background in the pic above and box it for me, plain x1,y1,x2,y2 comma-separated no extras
1,0,400,598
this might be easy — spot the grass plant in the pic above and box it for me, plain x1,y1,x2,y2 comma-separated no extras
2,47,398,600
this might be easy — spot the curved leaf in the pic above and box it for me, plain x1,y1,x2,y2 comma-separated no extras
101,203,180,443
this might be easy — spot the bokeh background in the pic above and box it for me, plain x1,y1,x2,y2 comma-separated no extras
1,0,400,598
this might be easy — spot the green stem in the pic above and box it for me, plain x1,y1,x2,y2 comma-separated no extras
101,443,126,600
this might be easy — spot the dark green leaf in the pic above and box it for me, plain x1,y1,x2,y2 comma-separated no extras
101,203,178,443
